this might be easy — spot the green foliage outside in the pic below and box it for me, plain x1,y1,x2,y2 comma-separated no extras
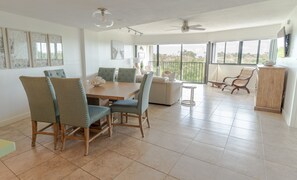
151,49,206,83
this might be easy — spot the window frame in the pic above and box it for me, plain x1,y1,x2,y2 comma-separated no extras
211,39,271,65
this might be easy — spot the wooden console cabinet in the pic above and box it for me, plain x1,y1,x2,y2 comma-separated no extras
254,65,286,113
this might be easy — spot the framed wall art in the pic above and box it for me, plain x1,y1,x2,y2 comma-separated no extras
30,32,49,67
0,28,7,69
7,29,31,69
48,34,63,66
111,40,124,60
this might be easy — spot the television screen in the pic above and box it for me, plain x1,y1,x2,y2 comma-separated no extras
277,27,286,58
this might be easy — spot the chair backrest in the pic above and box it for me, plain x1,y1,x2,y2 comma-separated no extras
117,68,137,83
98,68,116,82
51,78,91,128
19,76,58,123
238,67,256,79
44,69,66,78
137,72,154,114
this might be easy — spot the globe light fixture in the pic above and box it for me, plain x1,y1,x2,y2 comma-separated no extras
92,8,114,28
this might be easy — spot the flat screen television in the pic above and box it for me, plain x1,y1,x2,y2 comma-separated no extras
277,27,290,58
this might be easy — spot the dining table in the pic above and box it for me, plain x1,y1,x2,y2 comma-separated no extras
85,81,141,101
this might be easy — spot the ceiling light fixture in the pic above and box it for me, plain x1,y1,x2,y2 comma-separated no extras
92,8,114,28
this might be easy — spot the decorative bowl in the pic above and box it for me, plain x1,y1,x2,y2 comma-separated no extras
90,76,106,87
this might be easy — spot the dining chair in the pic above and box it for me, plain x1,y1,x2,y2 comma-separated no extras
44,69,66,78
19,76,59,149
51,78,112,156
117,68,137,83
98,67,116,82
111,72,153,137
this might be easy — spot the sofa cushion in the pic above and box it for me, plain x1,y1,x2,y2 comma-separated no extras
152,76,169,83
136,75,169,83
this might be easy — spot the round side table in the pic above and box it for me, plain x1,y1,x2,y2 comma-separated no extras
181,85,197,106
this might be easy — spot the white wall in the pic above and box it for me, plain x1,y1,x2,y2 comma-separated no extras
276,6,297,127
0,11,82,126
83,29,134,78
134,24,280,44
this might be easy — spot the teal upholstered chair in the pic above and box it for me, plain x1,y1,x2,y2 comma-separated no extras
117,68,137,83
98,68,116,82
44,69,66,78
19,76,59,149
51,78,111,156
111,72,153,137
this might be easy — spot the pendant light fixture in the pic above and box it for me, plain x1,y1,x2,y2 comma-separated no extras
92,8,114,28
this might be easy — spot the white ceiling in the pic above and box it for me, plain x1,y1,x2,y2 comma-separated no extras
0,0,296,35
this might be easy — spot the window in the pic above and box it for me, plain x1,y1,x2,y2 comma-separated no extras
241,40,259,64
159,44,181,79
213,42,225,63
225,41,239,64
182,44,207,82
258,39,271,64
211,39,272,65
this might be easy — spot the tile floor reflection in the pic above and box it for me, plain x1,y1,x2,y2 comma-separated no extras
1,85,297,180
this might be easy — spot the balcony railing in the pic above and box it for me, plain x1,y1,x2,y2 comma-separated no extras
148,61,206,83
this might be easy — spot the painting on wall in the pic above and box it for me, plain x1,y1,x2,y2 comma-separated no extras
111,40,124,60
7,29,30,69
30,32,49,67
0,28,6,69
48,34,63,66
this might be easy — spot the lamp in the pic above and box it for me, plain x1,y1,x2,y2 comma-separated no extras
133,57,141,69
92,8,114,28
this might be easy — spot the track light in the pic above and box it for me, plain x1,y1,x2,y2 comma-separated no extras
124,27,143,36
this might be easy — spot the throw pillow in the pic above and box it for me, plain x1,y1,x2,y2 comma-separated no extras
162,71,176,81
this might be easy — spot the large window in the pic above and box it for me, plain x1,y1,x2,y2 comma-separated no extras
212,39,272,65
225,41,239,64
138,44,207,83
213,42,225,63
159,44,181,79
258,39,271,64
182,44,207,82
241,40,259,64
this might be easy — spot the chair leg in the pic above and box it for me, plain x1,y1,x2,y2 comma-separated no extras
60,124,66,151
31,121,37,147
84,128,90,156
53,123,59,150
120,113,123,124
231,88,237,94
107,115,112,137
125,113,128,123
138,115,144,138
222,85,227,91
145,109,150,128
245,87,250,94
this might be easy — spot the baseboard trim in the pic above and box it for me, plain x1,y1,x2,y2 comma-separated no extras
0,112,30,127
282,108,291,126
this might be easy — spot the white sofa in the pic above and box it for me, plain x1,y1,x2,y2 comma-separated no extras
136,75,182,105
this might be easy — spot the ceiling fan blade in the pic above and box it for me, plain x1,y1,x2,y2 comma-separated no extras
171,26,180,28
189,24,202,28
189,27,206,31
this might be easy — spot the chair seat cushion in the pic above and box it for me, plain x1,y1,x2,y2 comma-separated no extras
113,99,138,106
88,105,110,125
111,99,139,114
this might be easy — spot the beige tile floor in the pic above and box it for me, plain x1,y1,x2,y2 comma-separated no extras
1,85,297,180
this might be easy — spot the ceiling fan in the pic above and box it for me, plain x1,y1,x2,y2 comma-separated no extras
168,20,205,33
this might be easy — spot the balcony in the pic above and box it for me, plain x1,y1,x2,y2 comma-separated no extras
148,61,206,83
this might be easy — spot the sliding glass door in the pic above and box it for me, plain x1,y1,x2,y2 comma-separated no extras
182,44,207,83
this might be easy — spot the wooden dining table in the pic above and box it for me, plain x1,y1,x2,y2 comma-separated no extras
85,81,141,101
